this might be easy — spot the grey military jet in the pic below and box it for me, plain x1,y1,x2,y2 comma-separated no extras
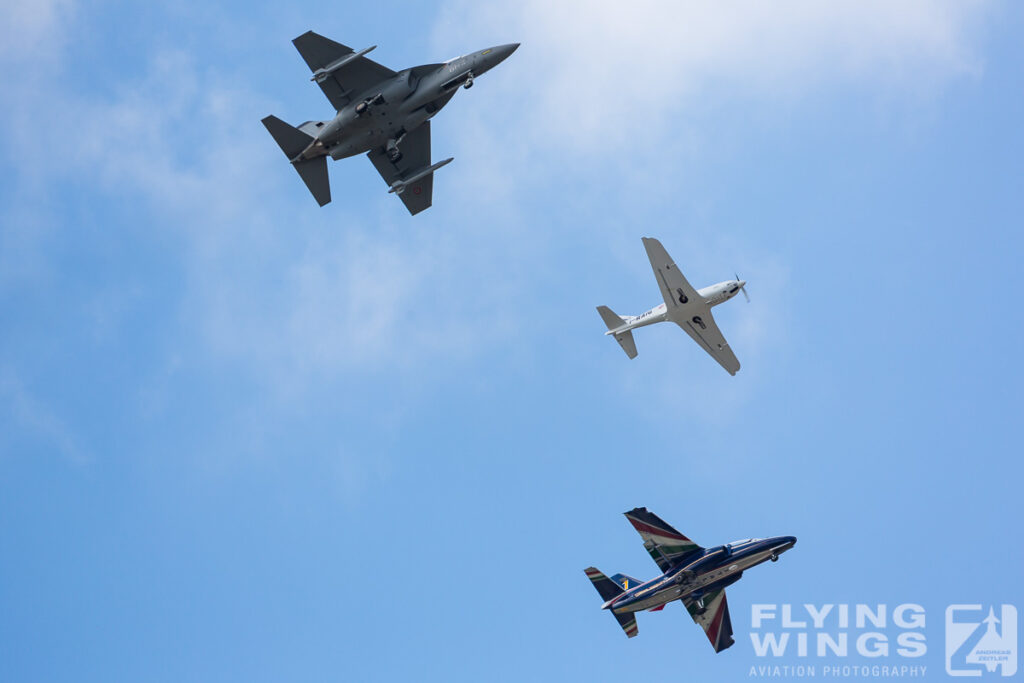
262,31,519,215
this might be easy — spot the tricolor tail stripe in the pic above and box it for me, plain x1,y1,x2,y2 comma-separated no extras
583,567,625,603
613,611,639,638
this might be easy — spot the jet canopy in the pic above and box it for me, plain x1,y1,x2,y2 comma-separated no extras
727,538,762,548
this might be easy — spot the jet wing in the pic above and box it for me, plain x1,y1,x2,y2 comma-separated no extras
624,507,703,573
642,237,741,376
293,31,396,110
683,588,735,653
367,122,435,215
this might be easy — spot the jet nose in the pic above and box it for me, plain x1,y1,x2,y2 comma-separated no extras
777,536,797,550
476,43,520,73
495,42,520,59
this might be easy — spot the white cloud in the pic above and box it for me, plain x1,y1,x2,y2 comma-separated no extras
0,366,85,463
0,38,522,392
421,0,994,408
0,0,73,60
433,0,992,154
0,1,997,408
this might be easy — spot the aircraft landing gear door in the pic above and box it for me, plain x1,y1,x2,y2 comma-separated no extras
691,592,707,615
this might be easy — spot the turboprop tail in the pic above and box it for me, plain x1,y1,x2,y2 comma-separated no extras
596,306,637,359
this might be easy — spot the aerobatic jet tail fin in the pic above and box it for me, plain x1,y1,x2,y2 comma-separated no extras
585,568,638,638
596,306,638,359
609,573,642,591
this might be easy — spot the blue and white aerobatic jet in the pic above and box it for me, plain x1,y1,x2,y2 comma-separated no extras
585,508,796,651
597,237,749,375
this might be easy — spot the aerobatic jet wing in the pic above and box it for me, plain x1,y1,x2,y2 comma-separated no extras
367,122,436,215
684,588,735,653
624,507,703,572
642,237,741,376
292,31,396,110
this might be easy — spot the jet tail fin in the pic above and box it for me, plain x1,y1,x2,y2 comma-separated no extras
596,306,638,359
609,573,642,591
584,567,639,638
261,116,331,207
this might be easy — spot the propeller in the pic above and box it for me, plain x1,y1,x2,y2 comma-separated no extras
735,272,750,302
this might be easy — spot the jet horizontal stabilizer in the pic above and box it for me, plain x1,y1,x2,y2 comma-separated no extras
262,115,315,161
292,156,331,207
612,611,639,638
584,567,624,603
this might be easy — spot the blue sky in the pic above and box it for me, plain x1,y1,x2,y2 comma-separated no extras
1,1,1022,681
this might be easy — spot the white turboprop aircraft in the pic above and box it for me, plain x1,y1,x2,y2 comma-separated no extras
597,237,748,375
